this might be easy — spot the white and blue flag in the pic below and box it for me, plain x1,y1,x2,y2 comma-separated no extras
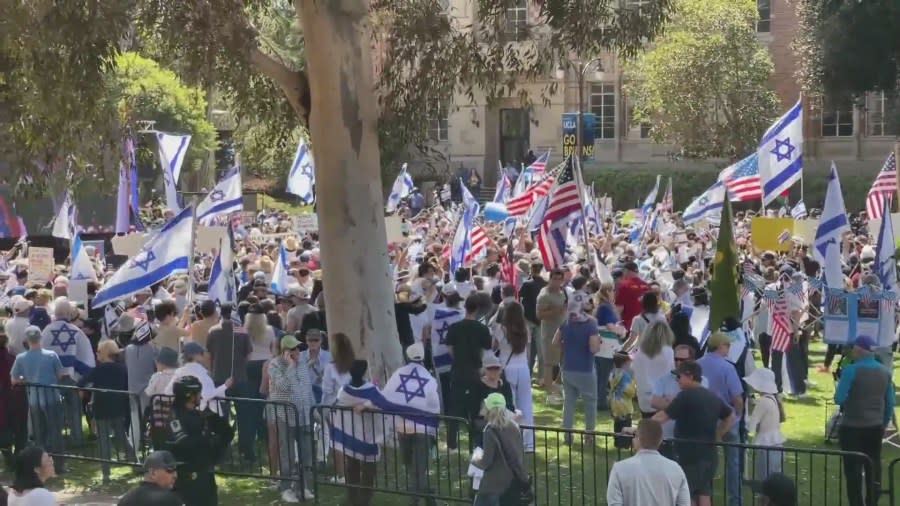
641,175,661,216
526,195,549,234
156,133,191,212
682,181,727,224
269,244,291,296
450,180,480,274
790,200,808,220
758,98,803,206
386,163,414,213
286,137,316,203
493,166,511,203
876,198,896,292
92,205,194,307
52,192,77,240
70,233,97,282
813,163,849,264
207,235,236,304
196,166,243,225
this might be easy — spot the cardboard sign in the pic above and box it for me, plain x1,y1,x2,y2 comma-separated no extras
791,219,818,245
241,211,257,226
27,247,54,285
867,213,900,241
384,216,405,244
68,280,89,304
749,217,795,252
293,214,319,235
196,226,227,253
111,233,147,257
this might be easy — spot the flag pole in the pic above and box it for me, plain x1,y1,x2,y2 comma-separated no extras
573,155,592,258
185,196,199,359
894,138,900,213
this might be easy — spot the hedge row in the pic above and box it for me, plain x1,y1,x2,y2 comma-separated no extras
587,166,882,213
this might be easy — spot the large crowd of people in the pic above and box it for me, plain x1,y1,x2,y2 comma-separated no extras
0,195,893,506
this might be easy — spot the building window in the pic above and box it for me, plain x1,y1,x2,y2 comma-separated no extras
757,0,770,32
624,0,651,9
505,0,528,41
429,102,449,142
629,106,652,139
868,92,899,137
821,95,854,137
590,83,616,139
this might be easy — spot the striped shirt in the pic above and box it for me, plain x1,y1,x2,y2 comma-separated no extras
266,356,315,427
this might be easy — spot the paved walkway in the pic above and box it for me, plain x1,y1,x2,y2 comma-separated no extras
56,490,118,505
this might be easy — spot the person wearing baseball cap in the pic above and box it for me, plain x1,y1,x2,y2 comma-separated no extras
5,296,33,354
834,334,894,505
381,341,440,501
117,450,181,505
164,342,231,413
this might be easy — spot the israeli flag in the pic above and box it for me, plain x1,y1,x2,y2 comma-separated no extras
682,181,727,224
51,192,77,240
196,166,243,225
526,195,549,233
493,169,511,203
450,180,480,274
813,163,849,263
790,200,808,220
157,133,191,212
876,198,896,292
286,137,316,203
207,236,235,303
641,175,661,216
269,244,291,296
70,233,97,282
759,98,803,206
385,163,414,213
92,206,194,307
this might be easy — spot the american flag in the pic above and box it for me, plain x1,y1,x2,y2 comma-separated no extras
770,296,793,352
721,153,762,201
865,152,897,220
507,173,555,216
525,150,550,174
536,158,582,269
659,177,673,213
441,225,488,263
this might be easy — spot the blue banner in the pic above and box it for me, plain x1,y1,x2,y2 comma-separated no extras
561,113,596,160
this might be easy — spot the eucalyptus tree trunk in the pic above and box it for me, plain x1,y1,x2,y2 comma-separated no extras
293,0,401,382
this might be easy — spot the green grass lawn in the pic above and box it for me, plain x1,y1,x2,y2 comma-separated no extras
47,341,900,505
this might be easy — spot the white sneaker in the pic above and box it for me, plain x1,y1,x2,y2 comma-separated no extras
301,488,316,500
330,476,346,484
281,489,300,503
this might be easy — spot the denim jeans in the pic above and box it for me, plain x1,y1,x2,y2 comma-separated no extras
230,382,260,459
527,322,540,374
561,370,597,434
28,400,65,473
594,357,614,411
59,376,84,442
399,433,434,498
277,423,313,494
96,417,135,479
722,423,743,506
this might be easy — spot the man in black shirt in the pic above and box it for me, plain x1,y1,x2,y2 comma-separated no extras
518,261,546,373
654,360,734,505
118,451,183,506
444,294,492,449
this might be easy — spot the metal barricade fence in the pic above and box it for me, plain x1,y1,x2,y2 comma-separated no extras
889,458,900,506
17,383,144,476
311,405,473,504
148,394,306,484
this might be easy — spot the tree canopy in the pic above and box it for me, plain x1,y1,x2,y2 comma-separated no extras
624,0,779,159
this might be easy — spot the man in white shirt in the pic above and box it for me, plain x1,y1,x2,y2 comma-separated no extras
607,419,690,506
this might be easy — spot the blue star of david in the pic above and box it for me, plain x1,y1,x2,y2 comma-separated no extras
299,163,314,179
71,272,89,281
699,196,709,206
130,250,156,272
50,324,79,353
771,138,795,163
395,367,430,402
436,321,451,345
210,189,225,202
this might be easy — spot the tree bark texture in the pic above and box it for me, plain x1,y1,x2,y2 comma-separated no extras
295,0,402,382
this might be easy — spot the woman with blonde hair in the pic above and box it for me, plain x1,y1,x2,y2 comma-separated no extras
470,393,530,506
631,320,675,419
244,304,276,460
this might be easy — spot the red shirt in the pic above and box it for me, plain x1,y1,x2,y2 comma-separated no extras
615,275,651,329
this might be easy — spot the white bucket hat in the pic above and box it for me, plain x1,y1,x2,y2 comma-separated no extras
743,368,778,395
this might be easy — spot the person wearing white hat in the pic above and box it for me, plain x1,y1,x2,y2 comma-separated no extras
422,283,465,448
382,342,440,504
743,368,785,484
5,296,33,355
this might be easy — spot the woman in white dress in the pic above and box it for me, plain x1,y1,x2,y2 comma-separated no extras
322,332,355,484
491,301,534,451
743,368,786,482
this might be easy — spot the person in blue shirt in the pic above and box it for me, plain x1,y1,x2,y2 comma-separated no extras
834,335,894,506
10,326,66,474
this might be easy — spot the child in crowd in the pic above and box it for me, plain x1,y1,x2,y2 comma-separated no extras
608,351,636,449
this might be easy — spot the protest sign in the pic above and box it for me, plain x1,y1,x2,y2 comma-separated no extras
196,226,227,252
749,217,794,252
385,216,405,244
111,233,147,257
293,214,319,235
823,287,896,348
27,247,54,284
791,219,818,245
68,280,89,304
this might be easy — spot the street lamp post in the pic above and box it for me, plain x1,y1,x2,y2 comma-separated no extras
556,58,606,258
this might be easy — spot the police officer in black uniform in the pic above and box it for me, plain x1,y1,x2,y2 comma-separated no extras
167,376,234,506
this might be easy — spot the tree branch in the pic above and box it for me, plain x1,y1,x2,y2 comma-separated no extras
248,46,311,125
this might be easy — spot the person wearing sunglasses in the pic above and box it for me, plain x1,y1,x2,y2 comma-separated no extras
117,450,182,506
